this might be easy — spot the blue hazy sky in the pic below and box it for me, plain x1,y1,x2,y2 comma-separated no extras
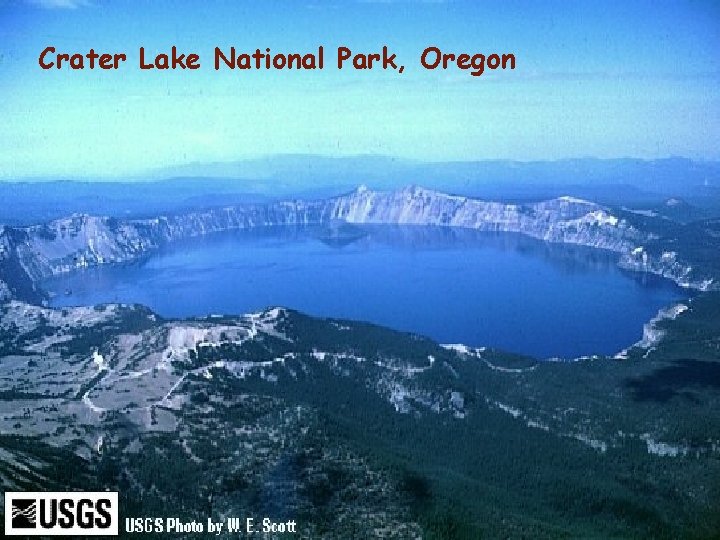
0,0,718,178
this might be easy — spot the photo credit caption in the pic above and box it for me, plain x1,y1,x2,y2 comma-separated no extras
125,516,297,535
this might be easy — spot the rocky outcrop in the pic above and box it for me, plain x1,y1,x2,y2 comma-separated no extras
0,227,45,303
332,186,640,252
619,247,715,291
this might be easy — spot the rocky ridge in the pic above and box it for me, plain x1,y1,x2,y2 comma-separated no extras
1,186,714,303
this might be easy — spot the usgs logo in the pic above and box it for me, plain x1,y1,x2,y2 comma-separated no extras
4,492,118,536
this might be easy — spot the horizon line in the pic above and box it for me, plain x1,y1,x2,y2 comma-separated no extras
1,154,717,183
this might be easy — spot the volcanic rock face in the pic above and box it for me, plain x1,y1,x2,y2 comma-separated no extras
0,230,11,302
15,201,335,280
0,186,714,303
331,186,639,252
0,227,45,303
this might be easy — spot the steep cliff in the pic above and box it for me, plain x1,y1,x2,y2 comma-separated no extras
0,226,45,303
331,186,640,252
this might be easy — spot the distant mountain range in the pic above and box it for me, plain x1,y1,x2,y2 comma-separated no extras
151,155,720,197
2,156,719,226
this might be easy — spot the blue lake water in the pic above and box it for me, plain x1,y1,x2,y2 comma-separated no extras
43,226,686,359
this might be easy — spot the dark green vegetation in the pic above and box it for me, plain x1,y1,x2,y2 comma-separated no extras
0,292,719,538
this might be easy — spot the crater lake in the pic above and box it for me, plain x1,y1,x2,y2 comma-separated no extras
43,225,686,359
